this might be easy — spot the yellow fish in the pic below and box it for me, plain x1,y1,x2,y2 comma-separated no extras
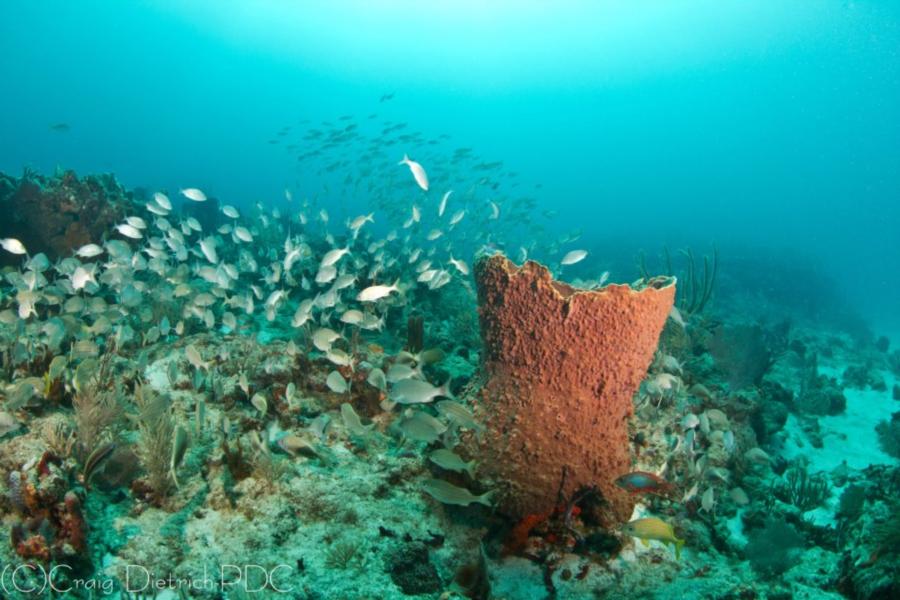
621,517,685,560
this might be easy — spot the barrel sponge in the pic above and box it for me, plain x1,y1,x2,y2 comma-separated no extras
471,254,675,524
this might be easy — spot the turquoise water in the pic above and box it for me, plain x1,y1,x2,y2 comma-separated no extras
1,2,899,599
2,1,898,328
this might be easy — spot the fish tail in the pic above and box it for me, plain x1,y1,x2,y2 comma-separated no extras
466,460,479,479
398,154,409,165
476,490,494,507
674,537,685,560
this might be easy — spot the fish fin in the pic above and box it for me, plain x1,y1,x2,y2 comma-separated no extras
398,154,409,165
675,537,685,560
439,382,455,400
466,460,478,479
476,490,494,507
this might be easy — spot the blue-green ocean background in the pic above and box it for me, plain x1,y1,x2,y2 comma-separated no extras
1,1,898,331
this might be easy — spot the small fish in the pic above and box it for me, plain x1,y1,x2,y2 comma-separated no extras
115,223,143,239
75,243,104,258
315,264,337,284
429,449,477,478
333,274,356,291
278,433,320,458
153,192,172,210
1,238,27,255
180,187,207,202
222,205,240,218
126,216,147,229
222,312,237,330
449,256,470,276
435,400,483,432
386,363,420,383
561,249,587,265
596,270,610,287
349,213,374,231
326,348,353,368
234,226,253,242
326,370,348,394
669,306,686,328
729,487,750,506
682,481,700,503
391,379,452,404
341,403,373,437
357,280,400,302
615,471,676,497
681,413,700,430
700,486,716,513
170,426,190,488
698,411,710,435
185,344,209,371
83,442,117,488
743,447,771,465
422,478,492,507
340,309,365,325
367,367,387,391
312,327,341,351
251,392,267,416
438,190,452,216
399,153,429,191
449,210,465,226
71,266,96,290
0,411,21,437
397,410,447,443
320,246,350,268
621,517,685,560
199,237,218,264
723,430,735,454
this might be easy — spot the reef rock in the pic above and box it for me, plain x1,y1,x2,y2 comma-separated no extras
470,254,675,523
0,169,131,265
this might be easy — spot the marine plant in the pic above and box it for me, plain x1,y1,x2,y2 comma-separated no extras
41,417,77,458
871,500,900,555
776,464,830,512
249,444,291,488
72,352,123,464
837,484,867,521
132,384,176,501
324,538,361,570
707,323,775,390
639,245,718,316
744,516,805,576
875,412,900,459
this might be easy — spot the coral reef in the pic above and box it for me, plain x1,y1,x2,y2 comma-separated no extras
6,451,89,567
0,169,131,264
469,254,675,522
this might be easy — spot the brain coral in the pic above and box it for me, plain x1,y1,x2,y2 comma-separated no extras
471,254,675,524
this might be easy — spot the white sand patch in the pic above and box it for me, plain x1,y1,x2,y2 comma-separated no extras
144,354,177,393
782,369,897,472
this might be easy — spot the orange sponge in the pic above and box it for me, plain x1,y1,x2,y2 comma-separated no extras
471,255,675,524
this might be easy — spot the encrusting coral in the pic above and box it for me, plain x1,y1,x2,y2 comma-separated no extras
469,254,675,524
0,169,130,265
